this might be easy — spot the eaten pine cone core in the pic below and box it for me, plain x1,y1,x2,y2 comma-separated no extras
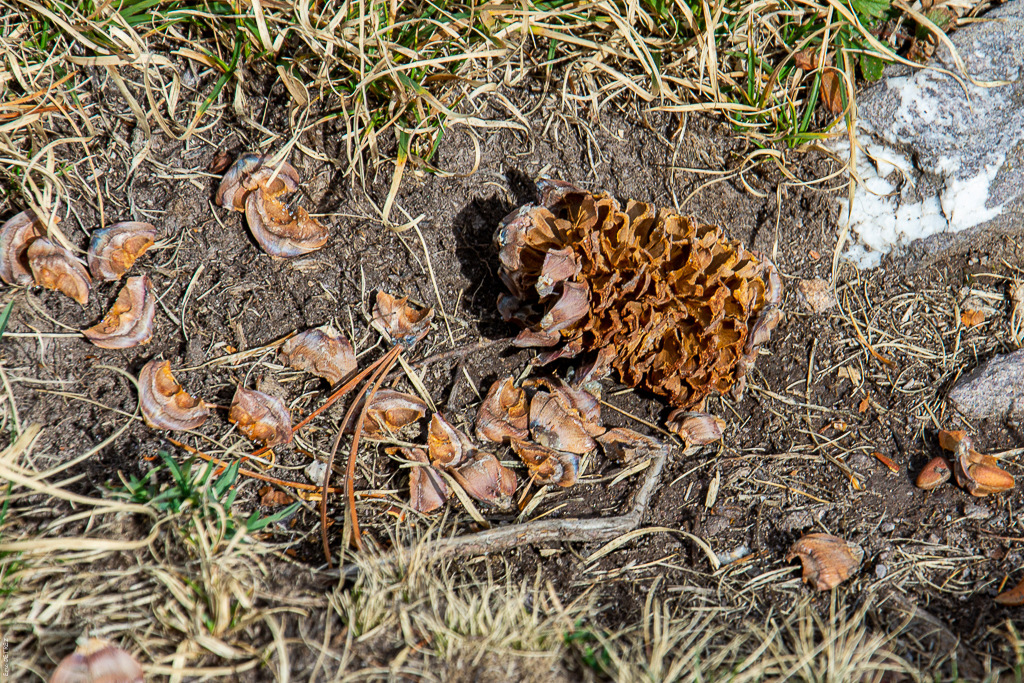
495,179,782,411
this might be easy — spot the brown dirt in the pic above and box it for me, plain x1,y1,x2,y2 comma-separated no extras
4,58,1024,680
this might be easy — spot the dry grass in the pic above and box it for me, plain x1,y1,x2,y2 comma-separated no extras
0,0,987,214
599,593,921,682
4,404,1024,681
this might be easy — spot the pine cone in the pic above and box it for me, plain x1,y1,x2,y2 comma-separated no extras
495,179,782,425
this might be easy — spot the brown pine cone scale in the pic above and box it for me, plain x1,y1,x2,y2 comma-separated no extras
495,179,782,417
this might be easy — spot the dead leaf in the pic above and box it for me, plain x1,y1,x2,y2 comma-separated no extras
138,360,210,431
938,430,967,451
450,451,517,503
529,391,596,455
362,389,429,438
858,396,870,413
995,576,1024,606
820,69,845,114
475,376,529,444
372,291,434,346
209,150,232,174
259,486,294,507
597,427,667,465
229,386,292,447
511,439,579,487
394,446,449,513
280,325,357,386
427,413,473,468
794,48,818,71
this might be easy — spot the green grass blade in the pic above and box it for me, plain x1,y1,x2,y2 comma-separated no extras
213,460,240,499
245,501,300,533
159,451,191,490
798,70,822,134
0,300,14,339
0,482,13,528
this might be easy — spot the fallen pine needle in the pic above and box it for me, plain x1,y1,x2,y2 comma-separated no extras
322,346,402,564
749,477,832,504
585,526,721,571
873,451,900,473
847,307,895,366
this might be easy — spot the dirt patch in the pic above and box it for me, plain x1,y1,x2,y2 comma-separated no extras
4,59,1024,679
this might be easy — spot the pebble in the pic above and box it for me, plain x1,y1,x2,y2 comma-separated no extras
847,453,875,471
963,503,993,520
948,349,1024,420
875,564,888,579
701,515,730,537
795,278,837,314
716,544,751,566
779,510,814,532
305,459,328,486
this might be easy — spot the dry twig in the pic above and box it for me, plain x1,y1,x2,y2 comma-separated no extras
343,444,668,574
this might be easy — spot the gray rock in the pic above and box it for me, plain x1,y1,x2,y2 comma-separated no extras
847,453,876,471
948,349,1024,419
840,1,1024,268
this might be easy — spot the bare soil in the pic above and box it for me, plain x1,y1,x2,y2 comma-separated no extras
5,59,1024,679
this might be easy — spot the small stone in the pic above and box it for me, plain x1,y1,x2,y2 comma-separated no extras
716,544,751,566
963,503,992,520
305,459,328,486
847,453,874,471
948,349,1024,420
880,522,895,533
875,564,888,579
780,509,814,532
701,515,730,537
795,278,837,313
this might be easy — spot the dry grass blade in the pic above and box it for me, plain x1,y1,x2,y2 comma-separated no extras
585,526,721,571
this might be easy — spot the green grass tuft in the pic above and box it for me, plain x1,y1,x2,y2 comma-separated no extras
114,450,300,541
